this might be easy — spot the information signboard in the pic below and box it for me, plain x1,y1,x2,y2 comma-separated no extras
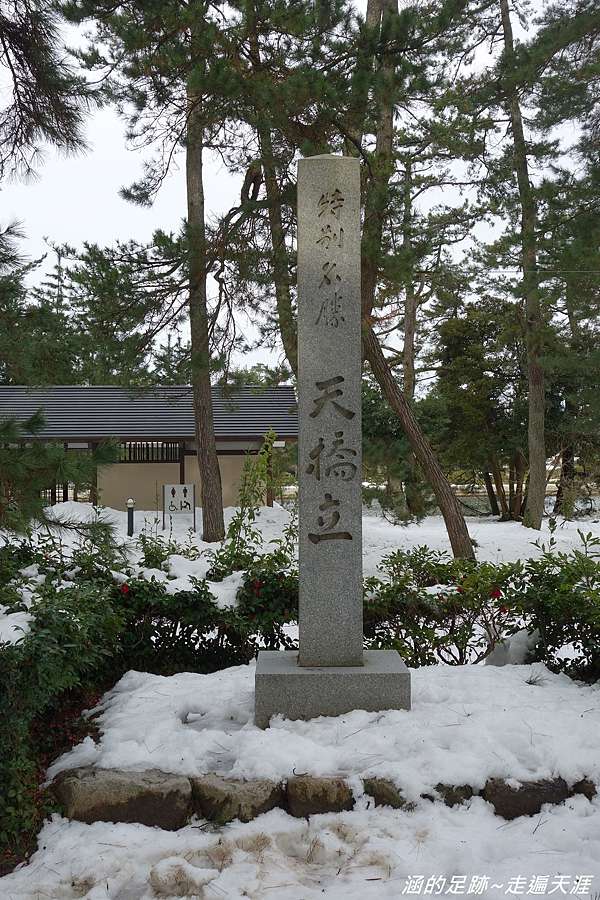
162,483,196,531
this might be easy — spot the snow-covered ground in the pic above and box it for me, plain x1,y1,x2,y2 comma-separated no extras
47,662,600,795
42,499,600,573
5,666,600,899
2,504,600,897
3,799,599,900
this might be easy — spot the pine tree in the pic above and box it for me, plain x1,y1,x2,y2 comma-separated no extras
0,411,115,530
0,0,90,178
537,168,600,514
220,0,477,556
0,230,78,384
62,0,252,540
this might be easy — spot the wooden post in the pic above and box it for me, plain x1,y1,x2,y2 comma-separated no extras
179,441,186,484
266,446,274,507
90,442,98,506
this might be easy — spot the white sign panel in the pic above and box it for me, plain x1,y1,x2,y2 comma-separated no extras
162,483,196,531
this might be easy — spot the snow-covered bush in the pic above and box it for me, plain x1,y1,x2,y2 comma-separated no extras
135,521,203,571
0,539,35,606
204,432,284,581
113,577,255,674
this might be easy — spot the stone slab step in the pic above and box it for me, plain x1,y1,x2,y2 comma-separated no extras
50,767,597,829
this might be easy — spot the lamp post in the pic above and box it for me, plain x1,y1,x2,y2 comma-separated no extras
126,498,135,537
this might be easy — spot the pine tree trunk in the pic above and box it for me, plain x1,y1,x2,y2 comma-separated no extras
90,442,98,506
490,454,509,520
402,162,417,402
400,162,422,514
483,469,500,516
247,16,297,376
258,127,298,376
511,449,527,519
554,284,581,516
186,91,225,542
364,326,475,558
360,0,396,322
499,0,546,530
553,445,575,515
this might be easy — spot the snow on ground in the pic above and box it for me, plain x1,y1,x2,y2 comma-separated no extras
47,662,600,796
361,510,600,571
2,798,599,900
37,500,600,575
3,504,600,897
3,661,600,898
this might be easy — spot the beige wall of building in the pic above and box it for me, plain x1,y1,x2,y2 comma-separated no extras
97,454,247,511
184,454,246,507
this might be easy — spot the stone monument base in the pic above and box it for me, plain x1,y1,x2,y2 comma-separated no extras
254,649,411,729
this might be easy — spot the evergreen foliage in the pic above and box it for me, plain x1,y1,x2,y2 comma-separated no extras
0,0,90,178
0,413,116,531
1,0,599,525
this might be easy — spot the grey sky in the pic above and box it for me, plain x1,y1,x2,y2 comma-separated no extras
1,107,241,275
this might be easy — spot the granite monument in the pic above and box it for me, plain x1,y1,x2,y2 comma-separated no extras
255,154,411,727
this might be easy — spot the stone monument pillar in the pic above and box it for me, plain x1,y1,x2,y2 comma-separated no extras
254,154,410,728
297,155,363,668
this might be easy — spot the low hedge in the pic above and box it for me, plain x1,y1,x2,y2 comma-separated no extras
1,529,600,869
0,580,123,868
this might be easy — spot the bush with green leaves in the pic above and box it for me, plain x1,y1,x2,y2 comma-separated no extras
0,579,124,865
205,431,277,580
136,520,203,571
0,539,36,608
380,545,479,588
114,576,254,674
237,569,299,649
0,540,35,587
509,531,600,680
365,549,521,666
136,529,176,571
0,564,290,867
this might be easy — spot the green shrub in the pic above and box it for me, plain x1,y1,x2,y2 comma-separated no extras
509,531,600,680
380,545,478,588
114,576,254,674
205,432,277,580
237,568,299,649
137,528,175,571
136,521,204,571
364,550,521,666
0,579,124,865
0,540,35,588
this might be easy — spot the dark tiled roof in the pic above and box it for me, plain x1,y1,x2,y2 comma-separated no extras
0,385,298,441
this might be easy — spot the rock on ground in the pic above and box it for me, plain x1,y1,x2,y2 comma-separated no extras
51,767,191,830
190,774,284,824
286,776,354,817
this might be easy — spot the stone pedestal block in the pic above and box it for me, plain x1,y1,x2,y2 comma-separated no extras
255,649,411,728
